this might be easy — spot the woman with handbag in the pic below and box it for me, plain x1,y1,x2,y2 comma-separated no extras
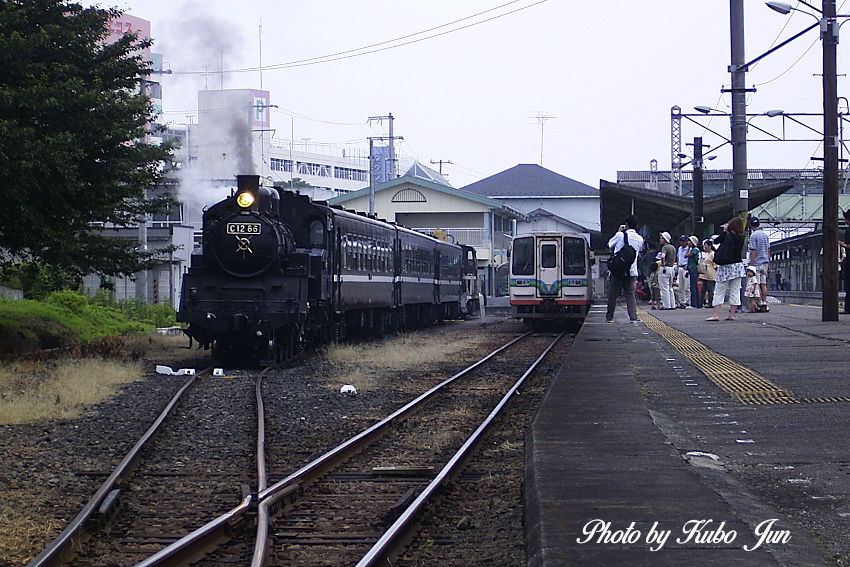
706,216,746,321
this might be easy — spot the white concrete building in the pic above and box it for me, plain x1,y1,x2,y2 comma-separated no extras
190,88,377,200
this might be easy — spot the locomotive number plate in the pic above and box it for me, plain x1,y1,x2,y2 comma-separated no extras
226,222,261,235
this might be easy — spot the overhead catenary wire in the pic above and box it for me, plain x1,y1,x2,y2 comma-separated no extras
170,0,549,75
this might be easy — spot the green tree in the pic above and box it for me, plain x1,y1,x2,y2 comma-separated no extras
274,177,313,190
0,0,174,293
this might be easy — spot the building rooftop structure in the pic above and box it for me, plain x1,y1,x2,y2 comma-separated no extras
462,163,598,198
460,163,600,234
615,167,850,240
600,178,792,245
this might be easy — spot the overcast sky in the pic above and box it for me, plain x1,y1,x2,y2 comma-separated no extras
103,0,844,188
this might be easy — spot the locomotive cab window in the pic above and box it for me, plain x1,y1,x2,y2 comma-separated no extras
563,237,586,275
309,219,324,246
512,237,534,276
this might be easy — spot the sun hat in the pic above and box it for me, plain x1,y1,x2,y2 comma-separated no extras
688,235,699,247
660,231,671,243
746,265,756,273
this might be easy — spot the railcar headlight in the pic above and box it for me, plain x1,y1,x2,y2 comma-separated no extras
236,191,255,209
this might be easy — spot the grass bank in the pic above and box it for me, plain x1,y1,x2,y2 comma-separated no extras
0,291,182,425
0,291,176,356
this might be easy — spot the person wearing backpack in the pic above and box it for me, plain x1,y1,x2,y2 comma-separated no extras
606,215,645,323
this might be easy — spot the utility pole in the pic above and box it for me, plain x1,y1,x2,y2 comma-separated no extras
368,138,375,216
430,159,452,175
389,112,395,179
692,137,705,238
367,113,402,216
822,0,840,320
671,106,683,195
728,0,750,219
368,113,400,179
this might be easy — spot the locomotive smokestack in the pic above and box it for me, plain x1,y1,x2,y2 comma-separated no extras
237,174,260,194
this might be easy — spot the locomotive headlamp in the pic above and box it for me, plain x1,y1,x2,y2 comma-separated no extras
236,191,255,209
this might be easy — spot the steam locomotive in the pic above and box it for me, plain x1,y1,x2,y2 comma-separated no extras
178,175,480,363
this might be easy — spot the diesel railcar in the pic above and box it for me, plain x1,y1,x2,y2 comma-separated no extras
178,175,476,363
509,232,593,326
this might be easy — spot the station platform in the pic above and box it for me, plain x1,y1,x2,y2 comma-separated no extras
525,301,850,566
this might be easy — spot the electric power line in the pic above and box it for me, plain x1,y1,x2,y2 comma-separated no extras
171,0,549,75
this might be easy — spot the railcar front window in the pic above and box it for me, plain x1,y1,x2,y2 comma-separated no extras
512,237,534,276
541,243,557,268
563,237,586,275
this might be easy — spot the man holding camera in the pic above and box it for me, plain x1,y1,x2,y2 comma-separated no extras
606,215,644,323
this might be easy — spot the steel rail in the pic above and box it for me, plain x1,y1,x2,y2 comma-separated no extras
356,332,565,567
133,366,276,567
127,332,533,567
132,493,253,567
253,366,272,567
27,368,209,567
248,330,532,567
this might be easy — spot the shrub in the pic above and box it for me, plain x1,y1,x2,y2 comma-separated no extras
46,290,89,314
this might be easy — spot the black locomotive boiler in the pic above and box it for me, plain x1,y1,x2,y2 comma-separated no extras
178,175,479,363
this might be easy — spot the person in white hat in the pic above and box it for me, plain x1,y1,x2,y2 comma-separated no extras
658,232,677,310
744,265,760,313
676,235,692,308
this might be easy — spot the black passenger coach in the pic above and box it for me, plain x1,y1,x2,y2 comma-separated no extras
178,175,479,363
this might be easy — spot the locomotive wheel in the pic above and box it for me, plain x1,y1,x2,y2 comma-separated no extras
270,328,300,363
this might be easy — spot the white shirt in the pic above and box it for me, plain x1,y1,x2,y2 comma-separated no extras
608,229,645,277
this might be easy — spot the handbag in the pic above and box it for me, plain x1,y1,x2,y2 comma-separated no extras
713,234,735,265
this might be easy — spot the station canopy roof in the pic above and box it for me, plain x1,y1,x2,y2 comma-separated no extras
599,179,794,243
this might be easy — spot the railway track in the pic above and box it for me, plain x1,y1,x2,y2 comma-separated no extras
24,366,258,567
28,329,566,567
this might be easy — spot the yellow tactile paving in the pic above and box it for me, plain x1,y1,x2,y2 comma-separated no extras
637,310,799,405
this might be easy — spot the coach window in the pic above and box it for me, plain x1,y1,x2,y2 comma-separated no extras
512,237,534,276
563,237,586,275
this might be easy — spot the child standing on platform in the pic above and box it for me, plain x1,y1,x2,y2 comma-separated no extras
648,260,661,309
744,266,760,313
